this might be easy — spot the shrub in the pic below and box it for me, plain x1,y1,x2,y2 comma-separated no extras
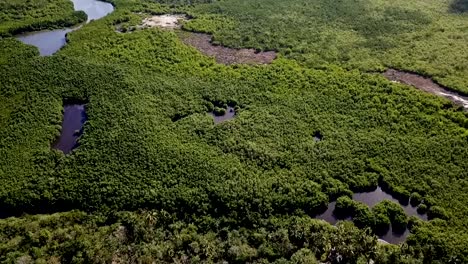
373,212,391,233
353,203,375,229
373,200,407,232
428,206,449,220
410,192,422,206
417,204,428,214
392,213,408,232
334,196,355,217
213,107,226,116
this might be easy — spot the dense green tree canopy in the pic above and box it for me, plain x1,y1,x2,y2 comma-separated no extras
0,0,87,36
0,0,468,262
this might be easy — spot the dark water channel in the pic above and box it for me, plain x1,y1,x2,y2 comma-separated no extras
316,187,427,244
53,104,87,154
16,0,114,56
210,106,236,124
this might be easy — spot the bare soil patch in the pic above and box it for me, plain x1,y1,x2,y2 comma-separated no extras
142,14,186,29
181,33,276,65
383,69,468,110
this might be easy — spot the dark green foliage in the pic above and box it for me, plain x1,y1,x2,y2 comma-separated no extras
0,0,87,36
0,211,384,263
373,200,408,232
428,206,449,220
416,204,428,214
410,192,422,206
321,179,352,199
352,202,376,229
184,0,468,94
334,196,355,217
373,212,391,233
0,0,467,262
407,216,423,231
450,0,468,13
0,38,38,64
392,213,408,232
328,222,377,264
213,106,226,116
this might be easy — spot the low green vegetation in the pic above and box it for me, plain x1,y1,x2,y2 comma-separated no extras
183,0,468,94
0,0,86,37
1,0,468,263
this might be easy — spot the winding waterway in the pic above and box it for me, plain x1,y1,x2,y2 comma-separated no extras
16,0,114,56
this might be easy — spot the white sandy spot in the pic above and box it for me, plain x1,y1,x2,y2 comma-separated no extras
142,14,186,29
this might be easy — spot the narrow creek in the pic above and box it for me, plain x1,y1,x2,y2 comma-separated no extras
16,0,114,56
316,186,427,244
383,69,468,110
53,104,87,154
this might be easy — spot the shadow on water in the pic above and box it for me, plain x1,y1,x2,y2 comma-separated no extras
316,186,427,244
353,187,427,220
52,103,87,154
450,0,468,13
313,131,323,141
210,106,236,124
16,0,114,56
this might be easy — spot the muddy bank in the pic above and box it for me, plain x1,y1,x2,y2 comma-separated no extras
181,33,276,65
383,69,468,110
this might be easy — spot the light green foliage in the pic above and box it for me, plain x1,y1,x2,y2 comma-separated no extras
186,0,468,93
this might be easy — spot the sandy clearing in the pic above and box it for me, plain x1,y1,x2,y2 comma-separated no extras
142,14,186,29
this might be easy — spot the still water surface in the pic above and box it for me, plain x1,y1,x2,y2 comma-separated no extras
53,104,87,154
16,0,113,56
316,187,426,244
210,106,236,124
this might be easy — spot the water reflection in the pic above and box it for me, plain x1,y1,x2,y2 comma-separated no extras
353,187,427,220
16,28,74,56
53,104,87,154
210,106,236,124
73,0,114,22
16,0,114,56
316,186,427,244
